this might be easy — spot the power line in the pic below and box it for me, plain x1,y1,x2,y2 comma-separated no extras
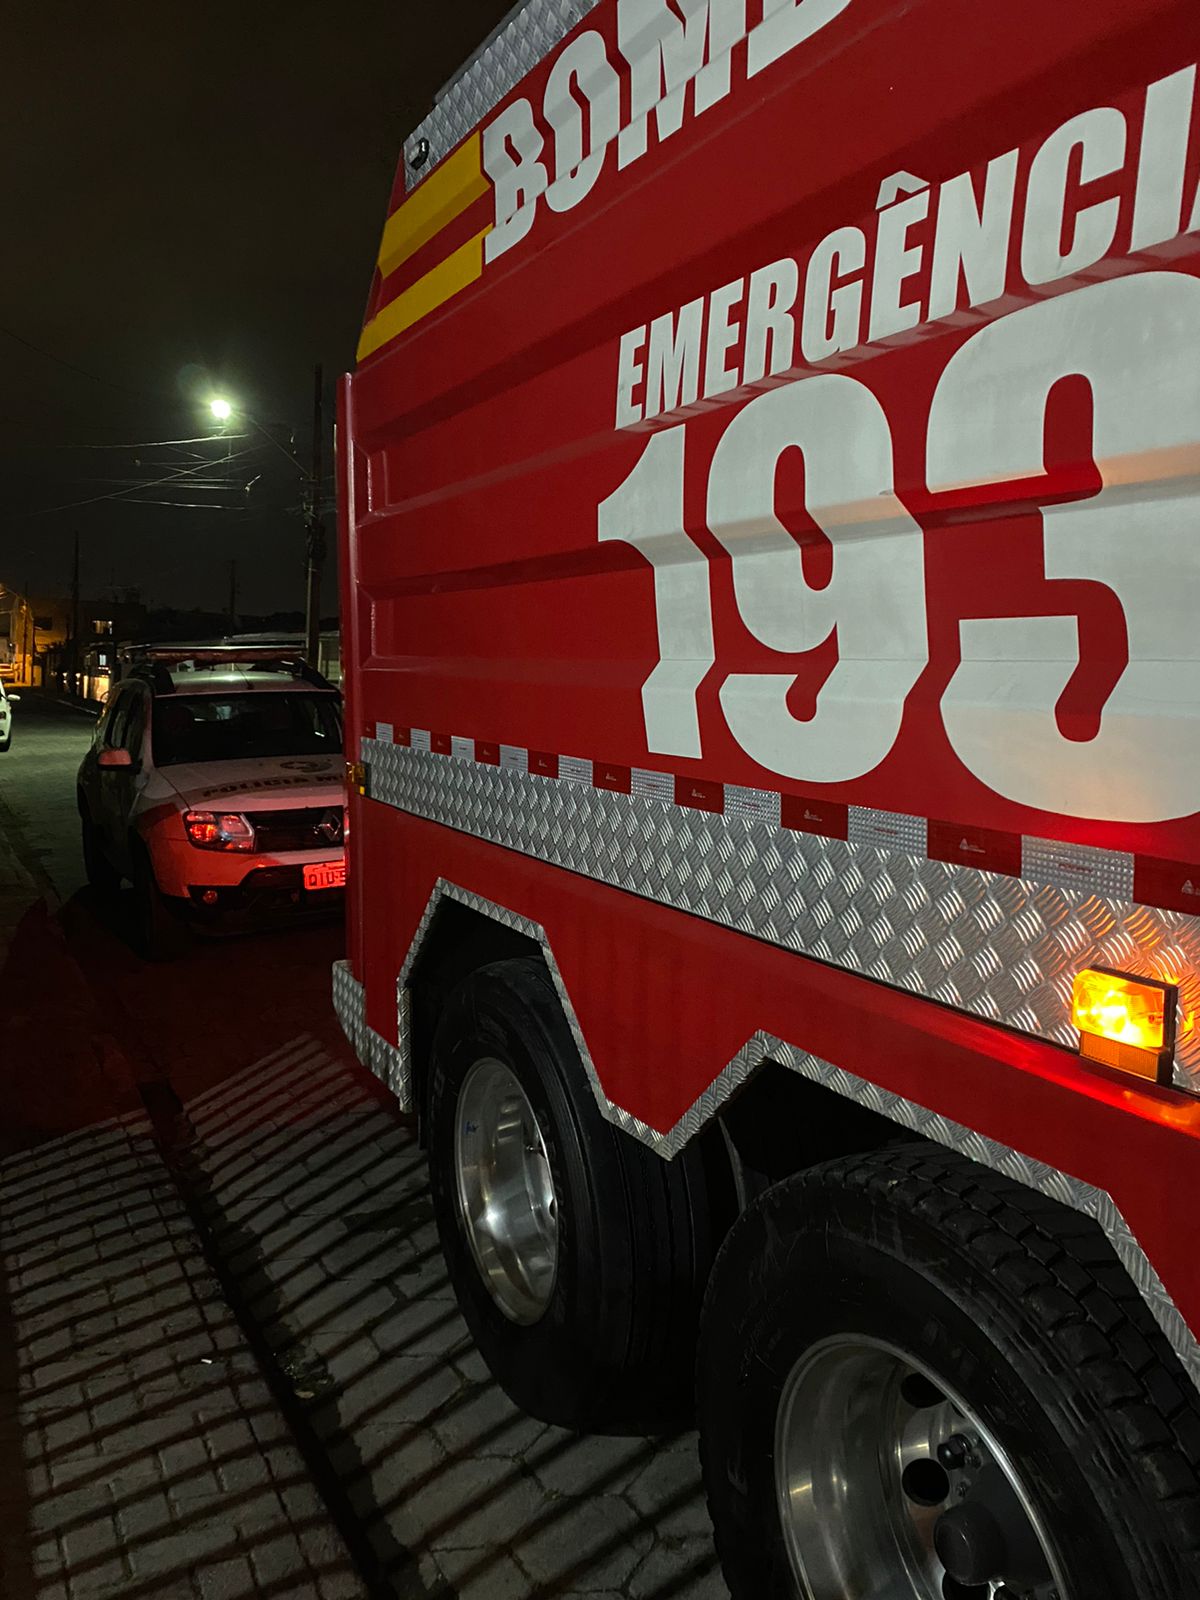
63,478,251,489
15,443,265,519
113,498,255,511
66,433,252,450
0,412,180,443
0,320,180,404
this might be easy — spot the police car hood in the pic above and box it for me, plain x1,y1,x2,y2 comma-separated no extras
160,755,344,811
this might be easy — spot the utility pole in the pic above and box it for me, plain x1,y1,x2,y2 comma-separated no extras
227,559,239,634
304,362,325,670
69,530,81,696
21,580,31,687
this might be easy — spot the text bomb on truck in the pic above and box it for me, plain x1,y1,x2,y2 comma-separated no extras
335,2,1200,1596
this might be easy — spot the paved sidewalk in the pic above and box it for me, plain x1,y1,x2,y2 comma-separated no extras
1,793,366,1598
185,1038,729,1600
0,1113,366,1600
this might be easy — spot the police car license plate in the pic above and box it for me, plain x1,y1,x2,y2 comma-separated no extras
304,860,346,892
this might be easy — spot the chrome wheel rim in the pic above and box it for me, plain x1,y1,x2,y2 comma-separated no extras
775,1335,1069,1600
454,1057,558,1325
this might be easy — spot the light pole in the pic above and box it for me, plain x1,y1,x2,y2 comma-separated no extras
304,365,325,673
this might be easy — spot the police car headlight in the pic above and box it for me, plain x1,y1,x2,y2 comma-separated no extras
184,810,256,852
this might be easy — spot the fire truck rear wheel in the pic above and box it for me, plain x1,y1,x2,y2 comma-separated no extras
698,1144,1200,1600
427,957,715,1431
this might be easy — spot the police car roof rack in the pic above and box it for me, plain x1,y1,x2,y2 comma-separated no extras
118,642,335,693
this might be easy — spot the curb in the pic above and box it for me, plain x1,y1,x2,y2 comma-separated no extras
17,690,100,718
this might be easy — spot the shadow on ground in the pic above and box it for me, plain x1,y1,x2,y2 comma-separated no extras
0,1115,363,1600
183,1038,728,1600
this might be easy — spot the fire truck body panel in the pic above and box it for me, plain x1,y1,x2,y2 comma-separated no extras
337,0,1200,1423
334,794,1200,1379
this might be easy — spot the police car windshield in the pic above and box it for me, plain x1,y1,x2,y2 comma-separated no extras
152,693,342,766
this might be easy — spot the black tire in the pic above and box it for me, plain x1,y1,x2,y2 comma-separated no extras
131,842,189,961
0,733,10,752
698,1143,1200,1600
427,957,717,1431
79,801,120,897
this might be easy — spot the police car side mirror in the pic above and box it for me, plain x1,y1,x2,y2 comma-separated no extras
98,747,134,770
6,693,19,704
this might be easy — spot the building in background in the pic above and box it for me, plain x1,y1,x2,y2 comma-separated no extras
0,583,147,696
0,588,34,683
0,585,340,699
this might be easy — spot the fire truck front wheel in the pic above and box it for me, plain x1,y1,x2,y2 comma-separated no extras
698,1144,1200,1600
427,957,716,1431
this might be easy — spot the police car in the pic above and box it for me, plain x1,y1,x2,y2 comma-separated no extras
77,645,345,956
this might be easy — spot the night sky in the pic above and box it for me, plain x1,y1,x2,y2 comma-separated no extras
2,1,513,615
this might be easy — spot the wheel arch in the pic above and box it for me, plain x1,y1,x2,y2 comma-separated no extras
334,879,1200,1391
404,888,541,1134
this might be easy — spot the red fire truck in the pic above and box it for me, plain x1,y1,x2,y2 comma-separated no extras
335,2,1200,1593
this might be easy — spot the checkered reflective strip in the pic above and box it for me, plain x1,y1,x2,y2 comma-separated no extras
361,722,1187,909
359,723,1200,1091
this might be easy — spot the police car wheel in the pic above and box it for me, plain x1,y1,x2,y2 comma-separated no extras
79,804,119,897
131,843,188,962
427,957,716,1431
698,1144,1200,1600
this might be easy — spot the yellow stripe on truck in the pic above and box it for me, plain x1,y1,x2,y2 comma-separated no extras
357,227,491,361
375,134,489,281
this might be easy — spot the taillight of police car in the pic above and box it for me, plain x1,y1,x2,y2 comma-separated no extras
184,810,256,852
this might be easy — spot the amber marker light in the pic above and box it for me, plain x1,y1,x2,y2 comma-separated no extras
1071,966,1178,1084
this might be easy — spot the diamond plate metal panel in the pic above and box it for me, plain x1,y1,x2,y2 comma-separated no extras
331,958,408,1103
403,0,605,185
364,739,1200,1089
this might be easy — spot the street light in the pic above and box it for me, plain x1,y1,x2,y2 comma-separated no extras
205,393,289,465
199,379,327,669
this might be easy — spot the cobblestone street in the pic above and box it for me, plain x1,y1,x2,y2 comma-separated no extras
1,1116,363,1600
183,1040,725,1599
0,697,728,1598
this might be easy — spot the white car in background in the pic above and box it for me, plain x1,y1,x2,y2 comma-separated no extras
76,645,346,957
0,682,20,751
